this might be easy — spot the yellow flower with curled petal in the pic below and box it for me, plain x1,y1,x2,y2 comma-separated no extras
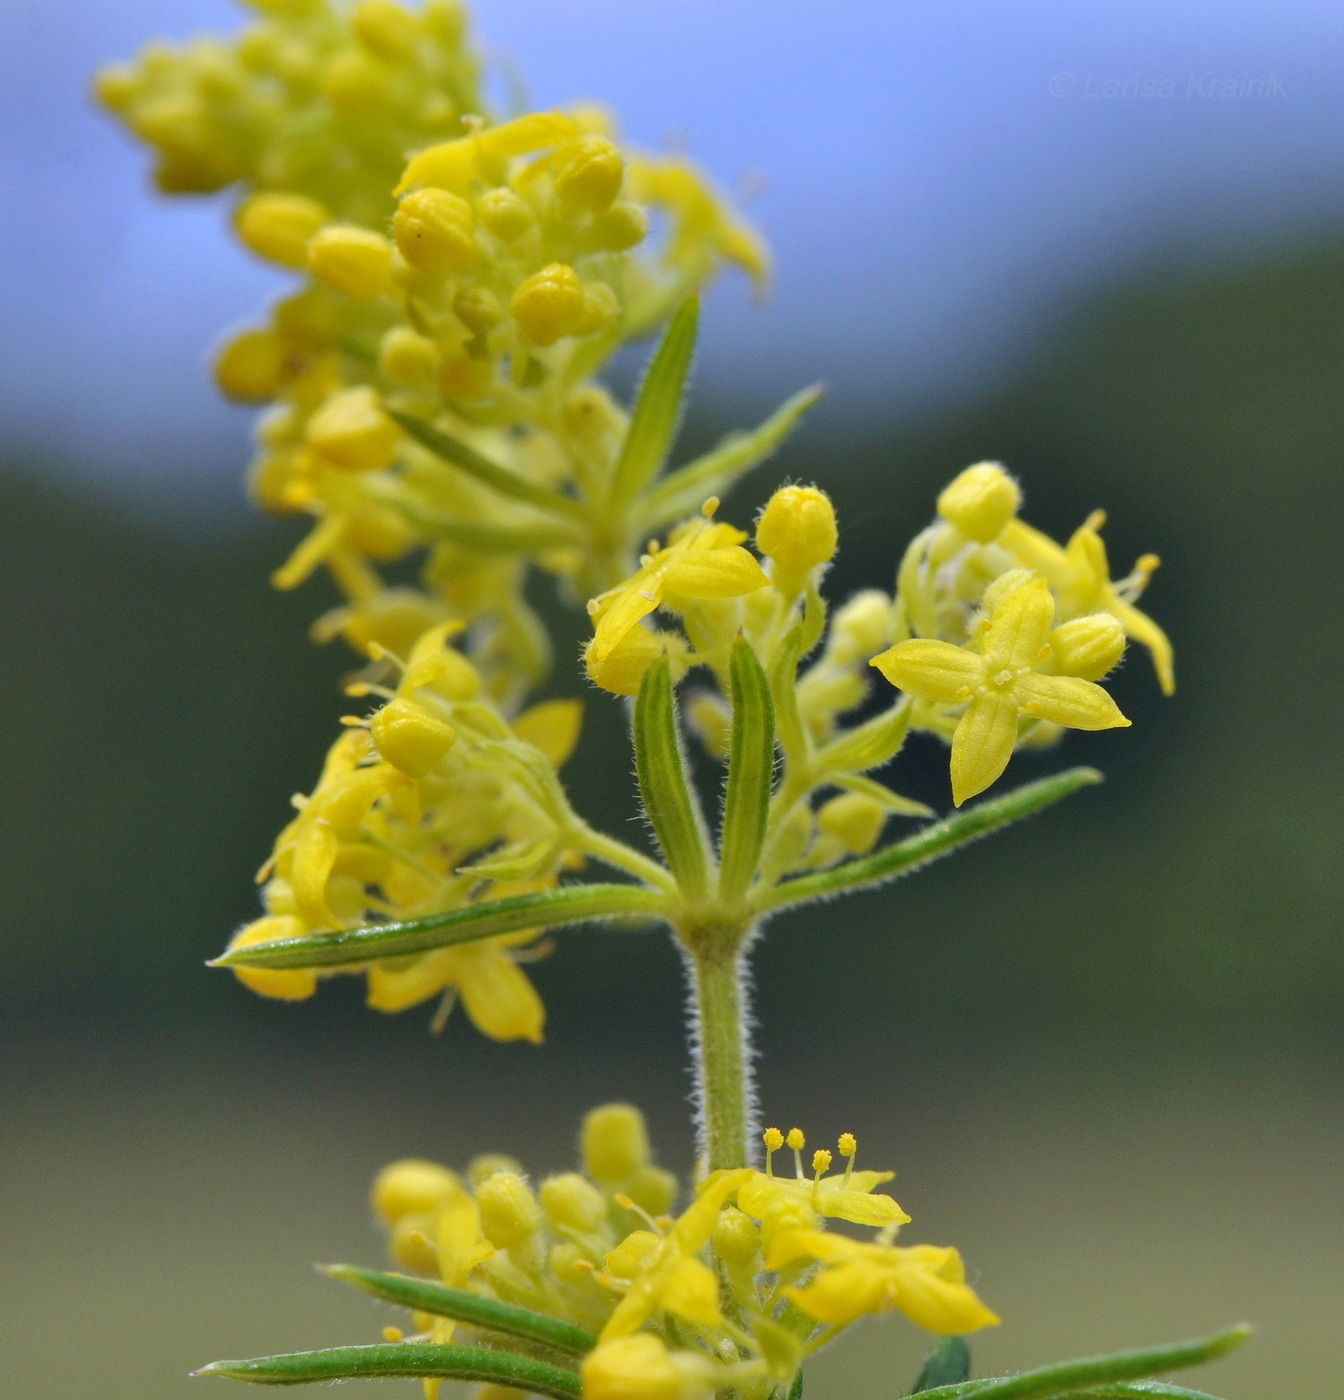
871,576,1130,806
767,1228,1000,1334
598,1168,753,1340
586,515,768,678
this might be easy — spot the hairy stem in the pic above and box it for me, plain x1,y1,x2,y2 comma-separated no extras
685,925,756,1171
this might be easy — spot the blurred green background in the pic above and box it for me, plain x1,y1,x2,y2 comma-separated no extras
4,231,1342,1398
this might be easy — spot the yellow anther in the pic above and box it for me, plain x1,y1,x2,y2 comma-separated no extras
838,1132,857,1158
307,226,396,301
235,192,328,270
393,187,477,273
937,461,1021,542
701,496,720,517
786,1127,805,1151
381,1326,404,1343
763,1127,784,1152
812,1149,832,1177
510,262,586,346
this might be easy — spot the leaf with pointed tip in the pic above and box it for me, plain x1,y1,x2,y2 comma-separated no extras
910,1325,1251,1400
212,884,670,971
609,298,698,511
323,1265,596,1354
756,768,1103,912
634,657,712,901
913,1336,971,1394
194,1343,581,1396
637,385,824,530
719,638,775,906
388,410,585,518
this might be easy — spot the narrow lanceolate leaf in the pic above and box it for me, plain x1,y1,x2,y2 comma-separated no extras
756,768,1103,912
636,384,825,530
768,621,808,763
212,884,670,971
634,657,713,902
815,699,913,777
388,409,585,518
1059,1386,1227,1400
608,297,699,511
718,637,776,906
910,1326,1252,1400
912,1336,972,1393
194,1343,582,1397
323,1265,597,1355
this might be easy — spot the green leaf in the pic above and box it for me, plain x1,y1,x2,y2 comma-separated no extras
785,1366,805,1400
910,1325,1251,1400
634,656,713,902
212,883,670,971
1061,1386,1227,1400
194,1342,582,1396
388,409,586,518
609,298,698,511
718,637,776,906
636,384,825,530
756,768,1103,913
323,1264,596,1354
815,699,913,777
768,621,809,763
912,1336,971,1393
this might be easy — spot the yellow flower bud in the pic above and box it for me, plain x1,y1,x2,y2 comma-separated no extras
379,326,439,387
623,1164,677,1217
685,691,731,760
510,262,585,346
454,285,503,333
555,134,626,211
540,1172,608,1232
388,1213,439,1274
437,349,494,402
323,49,388,110
712,1205,760,1269
478,188,536,242
602,1229,661,1281
370,697,457,778
756,486,837,583
308,226,396,301
214,328,286,403
827,590,893,665
562,385,626,448
468,1153,524,1187
306,387,399,472
816,792,887,856
588,200,649,252
937,461,1021,543
235,192,328,269
585,626,686,697
476,1170,543,1249
582,1103,650,1181
352,0,417,61
372,1159,461,1225
582,1335,712,1400
225,916,317,1001
394,188,477,273
1048,613,1126,681
576,281,619,336
273,287,339,352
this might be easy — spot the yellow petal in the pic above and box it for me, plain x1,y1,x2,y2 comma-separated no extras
764,1227,859,1271
983,576,1055,670
512,698,584,767
1014,674,1130,731
784,1258,893,1325
367,948,456,1013
673,1168,754,1252
870,639,984,703
662,545,769,601
950,693,1019,806
889,1245,1001,1334
815,1185,911,1228
455,944,545,1044
226,916,317,1002
1112,598,1176,696
589,573,667,665
659,1256,722,1327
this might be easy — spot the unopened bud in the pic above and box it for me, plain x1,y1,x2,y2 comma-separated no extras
236,192,328,269
756,486,837,584
540,1172,608,1232
215,328,286,403
582,1103,650,1181
712,1205,760,1269
370,697,456,778
476,1170,543,1249
394,188,477,273
816,792,887,856
352,0,417,61
588,200,648,252
379,326,438,387
388,1214,439,1274
372,1159,461,1225
827,590,893,665
937,462,1020,543
478,188,536,242
555,135,625,211
308,226,396,301
468,1153,523,1188
510,262,585,346
602,1230,661,1281
582,1334,714,1400
306,387,400,472
623,1165,677,1217
1049,613,1126,681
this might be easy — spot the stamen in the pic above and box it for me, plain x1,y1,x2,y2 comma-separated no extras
614,1193,665,1235
381,1327,404,1343
1085,509,1107,531
787,1127,805,1180
763,1127,783,1177
811,1149,832,1187
838,1132,857,1186
702,496,720,517
647,539,662,554
429,988,457,1036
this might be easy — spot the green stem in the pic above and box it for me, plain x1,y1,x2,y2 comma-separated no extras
571,821,678,894
685,926,755,1171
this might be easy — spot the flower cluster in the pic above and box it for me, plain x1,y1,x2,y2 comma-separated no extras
370,1108,996,1400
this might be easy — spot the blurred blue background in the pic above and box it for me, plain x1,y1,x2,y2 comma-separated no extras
1,3,1341,1398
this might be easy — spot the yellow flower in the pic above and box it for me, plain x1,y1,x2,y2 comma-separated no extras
871,576,1130,805
733,1163,908,1230
767,1228,1000,1334
586,514,768,676
582,1333,714,1400
598,1168,753,1340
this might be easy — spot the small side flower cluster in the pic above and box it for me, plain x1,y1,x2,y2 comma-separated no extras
99,0,769,702
369,1107,996,1400
225,623,589,1042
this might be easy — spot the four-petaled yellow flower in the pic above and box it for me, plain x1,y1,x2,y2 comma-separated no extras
767,1228,1001,1334
871,576,1130,806
585,513,768,686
